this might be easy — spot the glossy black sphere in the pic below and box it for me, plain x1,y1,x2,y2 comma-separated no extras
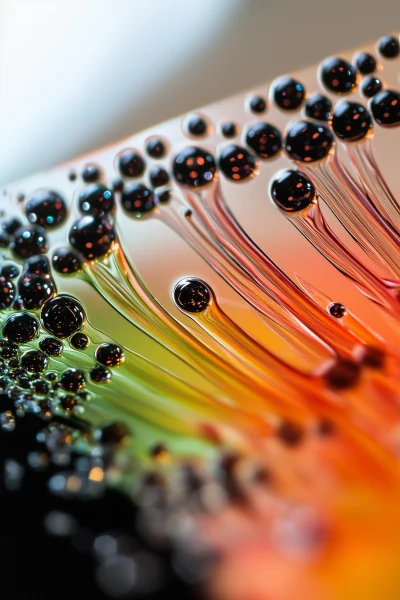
39,337,64,356
120,183,156,216
52,248,82,275
60,369,86,392
146,138,166,159
23,255,50,275
272,77,305,110
82,164,101,183
332,101,373,141
221,122,237,138
158,189,171,204
320,57,358,94
11,225,48,259
354,52,377,74
149,167,170,188
21,350,48,373
0,262,19,279
329,303,346,318
69,216,115,260
270,170,315,212
0,279,16,309
25,190,67,229
18,274,56,310
78,185,115,216
2,218,22,235
95,343,125,367
90,364,111,383
99,421,130,445
187,115,207,136
218,145,257,181
173,147,216,188
40,296,86,338
285,120,334,162
361,76,382,98
249,96,267,113
70,332,90,350
174,278,211,313
304,93,332,121
118,149,146,178
245,123,282,159
370,90,400,127
3,313,39,344
378,35,400,58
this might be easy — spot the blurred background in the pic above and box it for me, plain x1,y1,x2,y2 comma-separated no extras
0,0,399,186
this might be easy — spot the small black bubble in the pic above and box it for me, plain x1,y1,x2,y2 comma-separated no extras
2,218,22,235
249,95,267,113
361,76,382,98
23,255,51,275
45,371,58,381
272,76,305,110
304,93,332,121
32,379,49,395
90,364,111,384
245,122,282,159
1,343,19,360
41,296,86,339
69,216,115,260
60,394,79,411
70,332,90,350
120,183,156,216
354,52,377,74
277,420,304,446
11,225,48,259
158,189,171,204
270,170,315,212
362,346,385,369
60,369,85,392
149,167,170,189
173,147,216,188
285,120,334,162
25,190,67,228
118,149,146,178
95,343,125,367
18,274,55,310
332,101,373,141
370,89,400,127
39,337,63,357
218,145,257,181
0,279,16,309
52,248,82,275
82,164,101,183
78,185,115,217
378,35,400,58
187,115,208,136
3,313,39,344
320,57,358,94
98,421,130,446
328,303,346,318
68,171,77,182
21,350,48,373
221,122,237,138
174,278,211,313
112,178,124,192
146,138,166,159
324,359,361,389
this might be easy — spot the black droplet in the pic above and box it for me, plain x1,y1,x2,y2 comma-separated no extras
277,420,304,446
361,76,382,98
328,303,346,318
52,248,82,275
11,225,48,259
221,122,237,138
219,145,257,181
25,190,67,228
2,217,22,235
0,262,19,279
1,343,19,360
370,90,400,127
118,149,146,178
39,337,63,357
174,278,211,313
187,115,208,136
285,120,334,162
361,346,385,369
60,369,85,392
245,123,282,159
378,35,400,59
82,164,101,183
270,170,315,213
249,96,267,113
45,371,58,381
354,52,377,74
320,57,358,94
90,364,111,383
149,167,170,188
95,343,125,367
0,278,16,309
70,332,90,350
120,184,156,216
332,101,373,142
304,93,332,121
69,216,115,260
146,138,166,159
23,255,50,275
323,359,361,389
40,296,86,338
3,313,39,344
272,76,305,110
112,178,124,192
21,350,48,373
158,189,171,204
173,147,216,188
78,185,115,217
69,171,77,182
99,421,130,445
60,394,79,411
32,379,49,395
18,274,55,310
